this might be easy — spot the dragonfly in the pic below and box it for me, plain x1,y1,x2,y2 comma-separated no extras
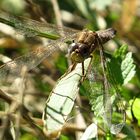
0,12,125,138
42,28,126,137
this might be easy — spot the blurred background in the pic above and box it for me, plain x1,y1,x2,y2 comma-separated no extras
0,0,140,140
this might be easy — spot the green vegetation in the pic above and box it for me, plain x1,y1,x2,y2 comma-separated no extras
0,0,140,139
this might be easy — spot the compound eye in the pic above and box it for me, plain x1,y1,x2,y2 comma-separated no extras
69,43,79,54
79,44,89,57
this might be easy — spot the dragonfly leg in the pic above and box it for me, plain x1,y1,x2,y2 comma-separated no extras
82,62,85,75
80,62,86,82
60,63,77,79
80,55,93,83
70,63,77,72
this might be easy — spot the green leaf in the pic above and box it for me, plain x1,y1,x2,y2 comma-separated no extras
107,56,124,85
130,98,140,125
60,135,70,140
108,45,136,86
114,44,128,59
122,125,137,140
121,52,136,85
21,134,38,140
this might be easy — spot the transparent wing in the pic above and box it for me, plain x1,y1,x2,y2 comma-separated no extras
43,58,92,136
0,11,79,86
0,33,77,86
88,51,125,134
0,11,78,39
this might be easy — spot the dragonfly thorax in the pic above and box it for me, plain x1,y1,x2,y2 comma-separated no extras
69,30,97,63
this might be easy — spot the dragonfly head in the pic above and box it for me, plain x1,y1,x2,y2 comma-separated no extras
69,42,91,63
